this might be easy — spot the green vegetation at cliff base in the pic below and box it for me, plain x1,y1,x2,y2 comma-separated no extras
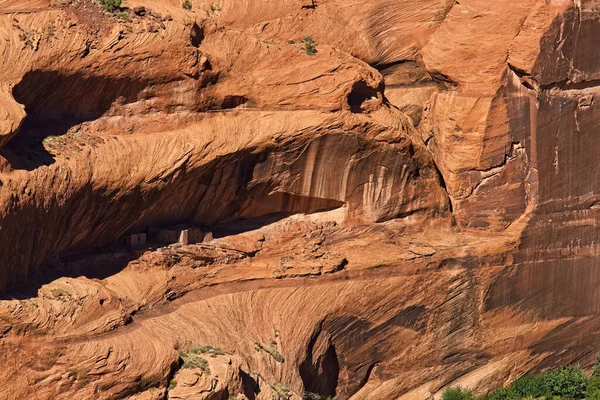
443,359,600,400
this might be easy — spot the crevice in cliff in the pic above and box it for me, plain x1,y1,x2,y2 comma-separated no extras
372,59,412,72
356,361,378,392
432,161,453,213
540,77,600,91
240,369,261,400
299,321,339,399
301,0,316,9
507,63,537,90
428,70,458,91
509,63,600,92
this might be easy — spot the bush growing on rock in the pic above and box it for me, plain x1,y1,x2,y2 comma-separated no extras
593,356,600,378
302,393,333,400
182,0,192,10
96,0,121,12
178,351,210,373
269,383,290,399
482,387,518,400
542,365,587,398
504,365,587,398
587,376,600,399
445,364,590,399
117,10,130,20
510,374,546,398
253,340,284,363
302,36,317,55
191,344,225,357
442,387,475,400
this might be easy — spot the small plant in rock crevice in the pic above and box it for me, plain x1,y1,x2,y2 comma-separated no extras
253,340,284,363
303,392,333,400
50,287,71,301
269,382,291,399
182,0,192,10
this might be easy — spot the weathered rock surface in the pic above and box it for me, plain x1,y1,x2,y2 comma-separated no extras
1,0,600,399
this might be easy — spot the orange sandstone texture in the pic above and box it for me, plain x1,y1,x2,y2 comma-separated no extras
0,0,599,399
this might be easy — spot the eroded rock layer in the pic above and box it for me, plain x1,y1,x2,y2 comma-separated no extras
1,0,600,399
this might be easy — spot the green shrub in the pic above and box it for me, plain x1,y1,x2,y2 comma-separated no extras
182,0,192,10
543,365,587,398
509,365,586,399
481,387,519,400
587,376,600,399
448,363,595,400
97,0,121,12
302,393,332,400
253,340,284,363
269,383,290,399
482,387,522,400
588,376,600,391
265,347,284,363
191,344,225,357
593,356,600,378
179,351,210,373
511,375,547,398
442,387,475,400
43,135,67,149
302,36,317,55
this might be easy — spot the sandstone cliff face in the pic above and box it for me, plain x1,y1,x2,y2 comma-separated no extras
1,0,600,399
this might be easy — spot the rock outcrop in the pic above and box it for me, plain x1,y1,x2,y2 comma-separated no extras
1,0,600,399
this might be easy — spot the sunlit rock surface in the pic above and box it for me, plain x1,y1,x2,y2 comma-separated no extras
1,0,600,399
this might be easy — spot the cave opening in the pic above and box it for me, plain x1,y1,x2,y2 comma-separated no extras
1,69,150,170
347,80,379,113
299,328,340,399
220,95,249,109
190,22,204,48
